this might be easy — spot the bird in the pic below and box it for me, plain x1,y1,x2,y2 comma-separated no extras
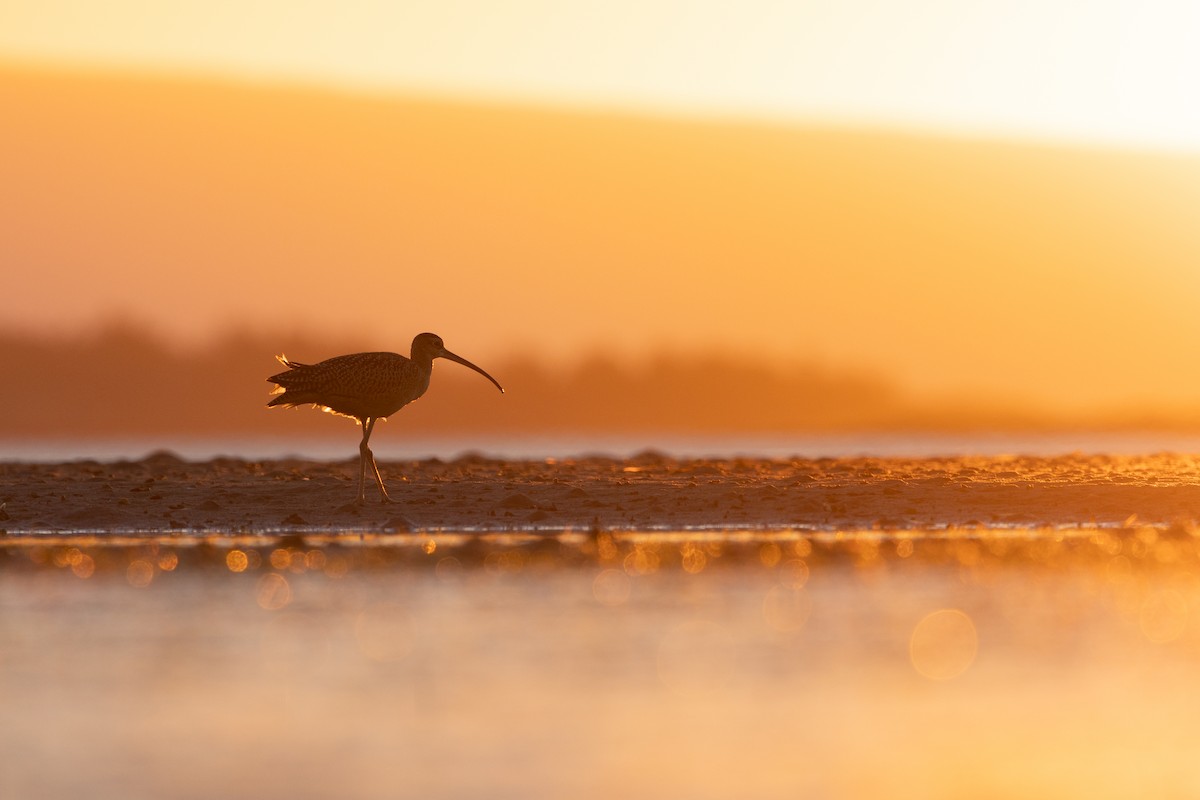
267,332,504,504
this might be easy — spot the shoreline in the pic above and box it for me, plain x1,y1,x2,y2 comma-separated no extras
4,452,1200,535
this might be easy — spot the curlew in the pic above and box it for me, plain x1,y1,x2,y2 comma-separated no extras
267,333,504,503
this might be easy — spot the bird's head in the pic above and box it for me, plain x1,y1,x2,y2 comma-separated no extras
412,332,504,394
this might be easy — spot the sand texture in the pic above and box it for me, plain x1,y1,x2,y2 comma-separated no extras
4,451,1200,534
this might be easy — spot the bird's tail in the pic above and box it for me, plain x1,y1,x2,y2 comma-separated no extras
266,354,315,407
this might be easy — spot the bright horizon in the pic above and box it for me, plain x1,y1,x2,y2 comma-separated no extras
2,0,1200,153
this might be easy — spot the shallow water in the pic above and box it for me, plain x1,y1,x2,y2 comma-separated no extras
3,529,1200,799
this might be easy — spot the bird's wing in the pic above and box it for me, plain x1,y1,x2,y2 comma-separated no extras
267,351,416,418
289,352,405,392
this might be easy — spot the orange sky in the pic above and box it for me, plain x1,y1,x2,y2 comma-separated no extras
2,2,1200,425
3,64,1200,421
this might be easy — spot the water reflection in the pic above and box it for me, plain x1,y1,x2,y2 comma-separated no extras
6,527,1200,798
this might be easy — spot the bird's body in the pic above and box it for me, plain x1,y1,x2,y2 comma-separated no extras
267,333,503,503
267,351,430,421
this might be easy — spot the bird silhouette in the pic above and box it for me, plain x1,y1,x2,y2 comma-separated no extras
267,333,503,503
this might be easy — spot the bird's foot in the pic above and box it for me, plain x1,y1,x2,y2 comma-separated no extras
379,494,394,504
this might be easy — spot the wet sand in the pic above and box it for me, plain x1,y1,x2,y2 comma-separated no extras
4,451,1200,533
5,454,1200,799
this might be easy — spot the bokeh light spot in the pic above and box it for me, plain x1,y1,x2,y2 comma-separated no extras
595,533,619,562
435,556,463,580
623,546,660,576
70,553,95,579
593,568,632,607
256,572,292,611
226,550,249,573
680,543,707,574
779,559,810,589
910,609,979,681
304,550,326,571
126,559,154,588
759,542,782,567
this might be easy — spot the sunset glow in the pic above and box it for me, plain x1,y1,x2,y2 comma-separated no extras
1,1,1199,433
2,0,1200,150
10,8,1200,798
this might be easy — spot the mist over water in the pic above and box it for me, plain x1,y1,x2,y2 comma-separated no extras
5,527,1200,799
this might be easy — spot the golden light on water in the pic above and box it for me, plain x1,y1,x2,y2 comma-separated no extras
12,528,1200,800
623,545,661,577
909,609,979,681
225,550,249,573
679,543,707,575
14,525,1200,586
595,533,620,562
758,542,782,568
304,550,327,571
268,548,291,570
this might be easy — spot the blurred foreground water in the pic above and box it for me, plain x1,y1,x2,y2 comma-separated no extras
3,529,1200,799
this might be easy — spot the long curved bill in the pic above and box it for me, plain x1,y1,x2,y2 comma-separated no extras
440,349,505,394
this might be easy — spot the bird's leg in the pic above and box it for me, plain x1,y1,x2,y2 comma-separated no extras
355,418,372,504
360,417,393,504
